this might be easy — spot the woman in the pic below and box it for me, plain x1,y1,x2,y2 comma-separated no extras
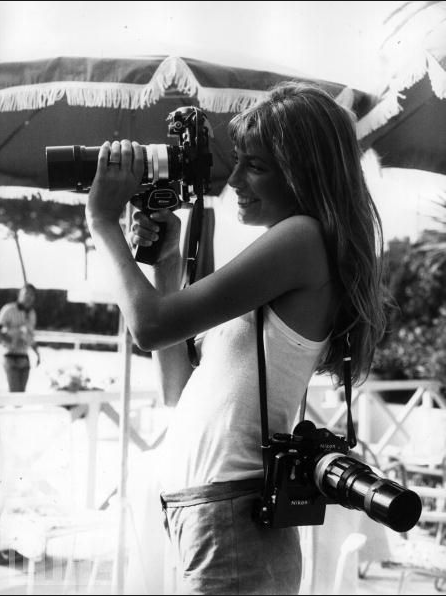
86,82,386,595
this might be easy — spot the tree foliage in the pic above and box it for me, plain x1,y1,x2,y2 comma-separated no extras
0,193,93,279
0,193,91,245
372,230,446,391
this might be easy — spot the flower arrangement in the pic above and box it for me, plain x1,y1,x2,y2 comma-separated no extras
48,364,115,392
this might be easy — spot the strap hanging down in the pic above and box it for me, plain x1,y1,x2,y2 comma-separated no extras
256,307,270,472
343,333,357,448
184,197,204,368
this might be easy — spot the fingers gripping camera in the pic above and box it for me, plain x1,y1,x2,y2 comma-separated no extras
45,106,213,264
253,420,422,533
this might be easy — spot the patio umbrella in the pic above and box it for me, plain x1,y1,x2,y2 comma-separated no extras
357,1,446,175
0,55,373,194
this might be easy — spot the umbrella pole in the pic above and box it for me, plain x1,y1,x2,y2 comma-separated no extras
112,204,133,595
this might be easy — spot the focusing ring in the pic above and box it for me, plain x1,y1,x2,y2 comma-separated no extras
338,462,372,497
363,479,387,516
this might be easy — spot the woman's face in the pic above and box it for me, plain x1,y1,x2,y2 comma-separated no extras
228,137,297,227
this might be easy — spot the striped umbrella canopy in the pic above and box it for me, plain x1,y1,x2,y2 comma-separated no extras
0,54,373,196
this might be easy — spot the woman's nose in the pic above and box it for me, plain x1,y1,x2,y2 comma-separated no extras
228,163,243,189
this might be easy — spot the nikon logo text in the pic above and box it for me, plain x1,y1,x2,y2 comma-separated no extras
320,444,337,449
291,499,310,506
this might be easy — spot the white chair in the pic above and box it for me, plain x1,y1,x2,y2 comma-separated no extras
375,483,446,595
333,532,367,595
0,405,120,594
355,456,446,595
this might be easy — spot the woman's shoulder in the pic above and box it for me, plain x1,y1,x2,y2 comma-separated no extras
272,214,323,237
262,214,326,257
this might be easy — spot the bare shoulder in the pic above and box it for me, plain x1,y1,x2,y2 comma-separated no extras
269,214,324,243
261,215,329,286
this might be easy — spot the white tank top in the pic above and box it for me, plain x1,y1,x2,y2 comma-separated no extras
159,305,330,491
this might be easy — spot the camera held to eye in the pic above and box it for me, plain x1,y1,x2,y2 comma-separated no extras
253,420,422,533
45,106,213,264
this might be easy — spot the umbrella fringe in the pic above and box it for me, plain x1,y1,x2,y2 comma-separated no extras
0,57,265,112
197,87,268,112
356,93,404,140
389,51,430,93
0,81,148,111
0,55,364,115
427,53,446,99
0,56,268,113
357,50,446,140
140,56,267,112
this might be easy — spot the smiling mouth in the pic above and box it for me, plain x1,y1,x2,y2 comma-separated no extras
237,197,258,207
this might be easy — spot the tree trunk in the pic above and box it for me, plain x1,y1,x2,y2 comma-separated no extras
12,230,27,285
84,243,88,280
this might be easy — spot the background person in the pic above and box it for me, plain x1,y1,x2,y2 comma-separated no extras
86,81,386,595
0,284,40,392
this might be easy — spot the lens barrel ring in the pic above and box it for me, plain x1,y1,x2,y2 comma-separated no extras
363,478,388,515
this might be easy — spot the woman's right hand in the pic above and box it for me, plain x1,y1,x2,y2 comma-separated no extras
130,208,182,264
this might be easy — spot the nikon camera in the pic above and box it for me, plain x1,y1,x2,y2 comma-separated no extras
45,106,213,264
253,420,422,533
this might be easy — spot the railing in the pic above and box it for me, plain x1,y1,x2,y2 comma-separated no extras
301,376,446,595
3,376,443,507
0,389,159,508
306,376,446,465
35,330,121,350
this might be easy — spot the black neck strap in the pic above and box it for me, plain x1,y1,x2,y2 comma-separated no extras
343,334,357,448
184,196,204,368
256,307,270,473
255,307,357,475
185,196,204,287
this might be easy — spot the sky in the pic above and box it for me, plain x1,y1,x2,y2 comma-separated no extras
0,1,406,93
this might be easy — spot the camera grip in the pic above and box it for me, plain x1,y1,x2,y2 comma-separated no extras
133,221,167,265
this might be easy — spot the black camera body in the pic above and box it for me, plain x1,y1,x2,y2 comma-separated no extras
254,420,348,528
46,106,213,264
254,420,422,533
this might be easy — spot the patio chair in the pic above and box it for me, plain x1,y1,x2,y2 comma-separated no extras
0,405,123,594
359,460,446,594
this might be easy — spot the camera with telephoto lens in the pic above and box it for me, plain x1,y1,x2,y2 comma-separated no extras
253,420,422,533
45,106,213,264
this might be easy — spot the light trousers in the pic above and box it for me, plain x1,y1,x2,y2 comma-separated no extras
161,479,301,595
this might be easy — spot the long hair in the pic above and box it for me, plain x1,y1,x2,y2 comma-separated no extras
228,81,386,385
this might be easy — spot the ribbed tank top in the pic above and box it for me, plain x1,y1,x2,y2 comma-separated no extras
159,305,330,491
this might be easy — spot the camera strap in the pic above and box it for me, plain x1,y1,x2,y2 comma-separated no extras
185,196,204,287
256,307,270,474
343,333,357,448
184,196,205,368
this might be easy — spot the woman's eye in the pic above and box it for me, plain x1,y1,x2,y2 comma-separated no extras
249,163,265,172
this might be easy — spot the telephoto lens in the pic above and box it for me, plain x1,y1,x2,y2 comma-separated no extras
314,453,422,532
46,146,101,191
46,144,182,191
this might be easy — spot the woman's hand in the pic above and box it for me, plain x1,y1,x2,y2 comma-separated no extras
130,208,182,264
86,139,144,225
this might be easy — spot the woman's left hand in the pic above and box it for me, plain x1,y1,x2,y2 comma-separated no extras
86,139,144,224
